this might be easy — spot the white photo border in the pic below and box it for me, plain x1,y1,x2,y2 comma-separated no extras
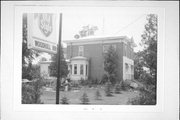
13,3,165,113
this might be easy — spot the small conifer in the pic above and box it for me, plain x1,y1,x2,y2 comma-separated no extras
61,96,69,104
95,90,102,100
80,92,89,104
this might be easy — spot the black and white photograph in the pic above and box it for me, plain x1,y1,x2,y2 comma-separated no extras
1,1,179,120
22,10,158,105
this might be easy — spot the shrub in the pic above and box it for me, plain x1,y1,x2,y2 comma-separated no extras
121,80,131,91
114,83,121,94
61,96,69,104
22,79,44,104
105,81,113,96
70,81,81,90
128,86,156,105
95,90,102,100
100,74,108,84
92,78,98,85
80,78,90,86
80,92,89,104
22,83,34,104
22,68,44,104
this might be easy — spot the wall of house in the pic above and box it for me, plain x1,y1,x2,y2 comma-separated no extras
122,43,134,59
67,43,104,81
66,41,132,82
116,42,124,81
122,43,134,80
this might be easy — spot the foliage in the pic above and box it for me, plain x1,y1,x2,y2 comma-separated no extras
114,83,122,94
74,25,98,39
104,45,119,85
22,68,44,104
128,86,156,105
79,78,89,86
140,14,157,81
95,89,102,100
79,78,99,87
105,81,113,96
90,78,99,85
22,13,39,80
49,45,68,78
131,14,157,105
61,96,69,104
80,92,90,104
100,74,109,84
121,80,131,91
134,52,146,80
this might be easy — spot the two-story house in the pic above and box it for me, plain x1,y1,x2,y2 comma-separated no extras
64,36,135,82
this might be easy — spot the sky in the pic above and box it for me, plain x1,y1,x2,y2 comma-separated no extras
34,7,149,63
61,7,147,51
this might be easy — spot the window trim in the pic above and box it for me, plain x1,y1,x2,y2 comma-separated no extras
80,64,84,75
86,64,88,76
78,46,84,56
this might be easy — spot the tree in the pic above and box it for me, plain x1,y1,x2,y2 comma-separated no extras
95,89,102,100
22,67,44,104
134,51,145,80
22,13,39,80
131,14,157,105
104,45,119,85
60,95,69,104
105,81,113,96
74,25,98,39
80,92,90,104
141,14,157,82
49,45,68,78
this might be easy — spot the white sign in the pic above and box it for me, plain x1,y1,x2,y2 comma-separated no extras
27,13,58,54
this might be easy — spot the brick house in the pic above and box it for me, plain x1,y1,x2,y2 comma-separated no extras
64,36,135,82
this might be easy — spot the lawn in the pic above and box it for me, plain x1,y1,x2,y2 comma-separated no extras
41,86,139,105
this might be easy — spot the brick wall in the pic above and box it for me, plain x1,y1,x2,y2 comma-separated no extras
66,41,134,82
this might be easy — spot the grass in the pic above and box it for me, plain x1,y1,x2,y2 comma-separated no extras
41,86,139,104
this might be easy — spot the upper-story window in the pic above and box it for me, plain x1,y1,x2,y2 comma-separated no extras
78,46,84,56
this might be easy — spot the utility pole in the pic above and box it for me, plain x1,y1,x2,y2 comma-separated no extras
56,13,62,104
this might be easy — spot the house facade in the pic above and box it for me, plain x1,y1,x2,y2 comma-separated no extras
64,36,135,82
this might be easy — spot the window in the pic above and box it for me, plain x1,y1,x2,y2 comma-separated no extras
78,46,84,56
48,66,51,76
86,64,88,76
70,64,72,74
131,65,134,74
125,63,129,72
80,64,84,75
74,64,77,75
